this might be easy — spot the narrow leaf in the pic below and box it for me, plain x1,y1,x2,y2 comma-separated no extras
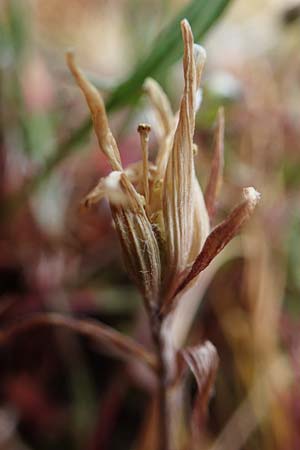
66,52,123,172
181,341,218,434
0,313,157,372
137,123,151,206
143,78,173,138
176,187,261,295
163,19,197,286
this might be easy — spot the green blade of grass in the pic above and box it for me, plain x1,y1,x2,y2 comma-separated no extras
8,0,231,210
107,0,231,110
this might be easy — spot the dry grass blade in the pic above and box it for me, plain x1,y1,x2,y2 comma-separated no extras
0,313,157,372
163,19,197,287
137,123,151,207
181,341,219,440
176,187,261,295
205,107,225,220
143,78,173,138
143,78,175,184
66,52,122,172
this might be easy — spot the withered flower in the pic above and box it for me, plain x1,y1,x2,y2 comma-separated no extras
66,19,260,322
0,19,262,450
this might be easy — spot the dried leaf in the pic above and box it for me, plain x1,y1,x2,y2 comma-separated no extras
0,313,157,372
162,19,197,289
66,52,122,172
181,341,218,435
176,187,261,296
143,78,173,138
111,174,161,310
205,107,225,220
143,77,176,188
137,123,151,207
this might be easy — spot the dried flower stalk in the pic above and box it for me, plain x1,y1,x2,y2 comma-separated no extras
0,16,262,450
65,18,261,450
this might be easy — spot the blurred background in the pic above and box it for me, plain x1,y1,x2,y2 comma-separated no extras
0,0,300,449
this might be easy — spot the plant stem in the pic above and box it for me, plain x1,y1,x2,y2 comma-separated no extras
157,333,170,450
151,315,175,450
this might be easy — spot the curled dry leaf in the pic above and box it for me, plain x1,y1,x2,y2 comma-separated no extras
0,313,157,372
175,187,261,297
181,341,219,436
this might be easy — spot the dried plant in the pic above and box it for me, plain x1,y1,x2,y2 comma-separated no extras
65,19,260,450
0,18,260,450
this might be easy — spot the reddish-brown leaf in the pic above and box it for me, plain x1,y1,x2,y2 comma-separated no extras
0,313,157,372
175,187,261,296
181,341,218,438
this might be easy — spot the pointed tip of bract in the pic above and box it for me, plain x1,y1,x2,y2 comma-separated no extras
65,50,81,84
243,187,261,206
180,18,191,30
180,19,194,50
65,49,75,69
180,19,206,66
